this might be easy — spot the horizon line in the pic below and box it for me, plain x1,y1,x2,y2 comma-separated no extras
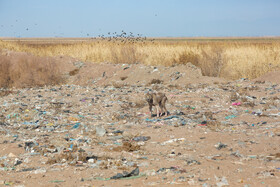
1,36,280,40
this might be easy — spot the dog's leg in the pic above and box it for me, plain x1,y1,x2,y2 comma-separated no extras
156,105,160,117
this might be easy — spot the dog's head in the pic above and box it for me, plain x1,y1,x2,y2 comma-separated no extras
145,93,153,103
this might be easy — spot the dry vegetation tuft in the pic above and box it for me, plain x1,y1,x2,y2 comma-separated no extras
69,68,79,76
120,76,128,81
1,38,280,80
0,52,63,88
149,79,163,85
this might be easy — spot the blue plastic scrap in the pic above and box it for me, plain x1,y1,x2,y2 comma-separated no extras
23,121,38,125
72,123,80,129
145,118,161,122
225,115,237,120
145,115,185,124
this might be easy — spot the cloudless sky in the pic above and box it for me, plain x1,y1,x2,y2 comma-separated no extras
0,0,280,37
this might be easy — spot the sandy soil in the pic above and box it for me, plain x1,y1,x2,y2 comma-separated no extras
0,52,280,187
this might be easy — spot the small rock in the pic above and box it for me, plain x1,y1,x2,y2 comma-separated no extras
8,153,16,158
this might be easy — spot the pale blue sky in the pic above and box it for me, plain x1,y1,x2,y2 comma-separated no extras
0,0,280,37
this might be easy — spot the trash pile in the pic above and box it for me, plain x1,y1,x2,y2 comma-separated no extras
0,64,280,186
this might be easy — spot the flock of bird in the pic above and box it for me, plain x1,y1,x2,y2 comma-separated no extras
93,31,155,44
2,21,155,44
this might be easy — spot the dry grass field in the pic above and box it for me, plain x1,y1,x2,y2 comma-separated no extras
1,37,280,80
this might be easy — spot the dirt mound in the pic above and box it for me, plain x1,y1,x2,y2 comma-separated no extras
69,62,226,86
253,70,280,84
0,50,226,88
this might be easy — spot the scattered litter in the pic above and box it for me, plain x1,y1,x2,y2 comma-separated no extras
215,176,229,187
113,142,141,152
110,167,140,179
225,115,237,120
186,159,201,165
198,121,207,126
96,125,106,137
215,142,228,150
0,62,279,185
266,153,280,161
72,122,80,129
157,166,187,174
161,138,185,145
133,136,151,142
145,115,181,122
183,105,196,109
49,180,65,183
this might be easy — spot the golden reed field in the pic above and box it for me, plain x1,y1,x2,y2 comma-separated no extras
1,37,280,80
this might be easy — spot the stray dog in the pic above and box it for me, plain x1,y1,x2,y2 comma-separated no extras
145,92,168,117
